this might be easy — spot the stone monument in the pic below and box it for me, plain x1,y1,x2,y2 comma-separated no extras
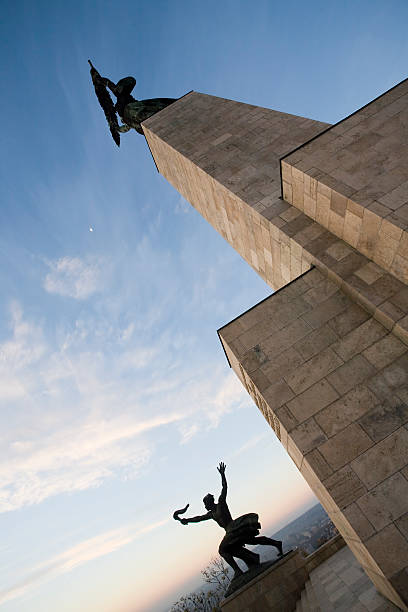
141,81,408,610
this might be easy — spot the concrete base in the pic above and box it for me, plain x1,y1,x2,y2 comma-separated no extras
220,549,308,612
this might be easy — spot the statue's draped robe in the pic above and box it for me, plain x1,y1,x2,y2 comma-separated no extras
121,98,176,134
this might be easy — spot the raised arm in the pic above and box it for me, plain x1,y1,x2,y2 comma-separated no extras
218,462,227,502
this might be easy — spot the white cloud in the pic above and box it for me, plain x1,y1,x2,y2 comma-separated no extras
179,423,199,444
0,302,45,401
207,372,248,428
0,411,185,513
229,432,269,459
174,195,191,215
0,297,247,514
43,256,104,299
0,518,168,606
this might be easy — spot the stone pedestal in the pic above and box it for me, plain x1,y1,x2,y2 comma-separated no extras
142,81,408,609
220,550,308,612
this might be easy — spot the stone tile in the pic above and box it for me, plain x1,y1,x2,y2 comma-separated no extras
357,209,382,258
352,427,408,489
290,417,327,454
397,231,408,259
390,253,408,284
358,399,408,443
241,345,269,373
367,354,408,401
365,523,408,577
374,302,405,333
326,241,354,261
328,209,346,237
261,318,312,358
389,286,408,313
327,354,376,395
318,423,374,471
344,502,376,541
363,334,407,370
324,466,367,509
261,346,305,386
394,315,408,346
294,324,339,360
284,348,344,394
357,471,408,531
395,511,408,540
332,251,369,281
315,384,379,437
275,404,298,433
280,206,302,223
370,273,406,304
316,191,331,226
344,210,363,248
304,448,334,480
218,319,246,344
332,319,387,361
327,304,371,338
249,367,273,393
287,436,304,469
354,262,385,285
301,293,350,330
262,379,295,411
303,279,339,307
286,378,339,422
303,267,326,287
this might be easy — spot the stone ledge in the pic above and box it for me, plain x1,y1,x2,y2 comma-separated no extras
220,549,308,612
304,533,346,572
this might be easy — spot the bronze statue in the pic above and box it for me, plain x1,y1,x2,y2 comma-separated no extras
174,463,283,577
88,60,176,146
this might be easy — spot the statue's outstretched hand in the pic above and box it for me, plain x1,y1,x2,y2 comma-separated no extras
217,462,226,474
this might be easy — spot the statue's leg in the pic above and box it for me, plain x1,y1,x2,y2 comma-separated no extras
219,550,244,577
219,541,244,577
233,546,261,568
248,536,283,556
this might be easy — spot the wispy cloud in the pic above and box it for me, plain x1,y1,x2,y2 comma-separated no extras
207,373,247,428
0,518,168,606
0,302,244,513
43,256,104,299
0,414,180,512
228,432,270,459
174,195,191,215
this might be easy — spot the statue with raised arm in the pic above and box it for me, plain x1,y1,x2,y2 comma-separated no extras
174,463,283,577
88,60,177,146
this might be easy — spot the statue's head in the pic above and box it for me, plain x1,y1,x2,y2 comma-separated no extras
203,494,215,510
115,77,136,96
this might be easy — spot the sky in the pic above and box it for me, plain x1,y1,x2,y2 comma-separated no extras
1,1,408,611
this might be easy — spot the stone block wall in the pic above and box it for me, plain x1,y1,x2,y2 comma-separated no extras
144,92,408,342
144,87,408,609
218,268,408,610
144,92,327,290
282,78,408,284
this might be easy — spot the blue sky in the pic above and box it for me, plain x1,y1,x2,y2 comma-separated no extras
1,1,408,610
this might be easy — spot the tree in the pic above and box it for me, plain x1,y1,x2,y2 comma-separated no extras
170,557,232,612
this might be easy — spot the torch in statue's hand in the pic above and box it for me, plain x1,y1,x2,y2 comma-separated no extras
173,503,190,523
